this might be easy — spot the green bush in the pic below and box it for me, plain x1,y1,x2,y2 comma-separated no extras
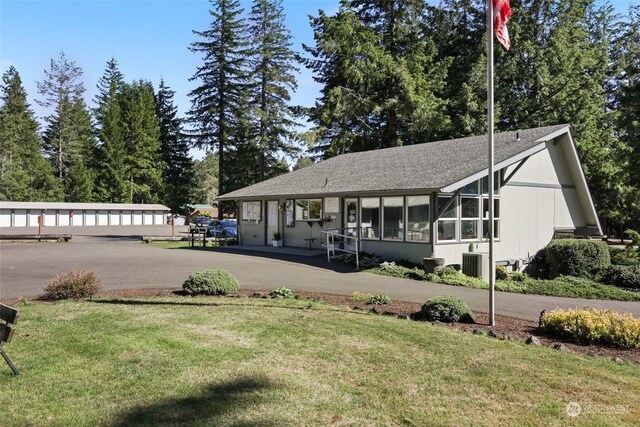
182,269,239,295
269,287,294,298
495,266,509,280
419,295,475,323
43,269,102,300
509,271,528,282
371,261,426,280
352,291,372,302
545,239,610,279
601,265,640,290
541,308,640,349
369,294,392,305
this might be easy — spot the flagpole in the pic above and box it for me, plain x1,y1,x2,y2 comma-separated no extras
487,0,496,327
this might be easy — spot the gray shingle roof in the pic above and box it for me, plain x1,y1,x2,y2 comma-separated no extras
218,124,570,200
0,202,170,211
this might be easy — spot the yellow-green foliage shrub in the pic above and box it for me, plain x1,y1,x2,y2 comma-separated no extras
540,308,640,349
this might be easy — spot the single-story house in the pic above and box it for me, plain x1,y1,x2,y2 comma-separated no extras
186,204,219,224
216,124,601,268
0,202,170,227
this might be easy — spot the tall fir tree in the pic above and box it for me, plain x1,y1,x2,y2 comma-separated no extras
426,0,487,138
156,79,194,214
93,58,128,203
495,0,625,232
248,0,299,181
121,80,164,204
0,66,62,201
37,52,95,200
302,0,450,158
188,0,252,215
615,5,640,230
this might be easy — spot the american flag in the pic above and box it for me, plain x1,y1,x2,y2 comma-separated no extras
493,0,512,50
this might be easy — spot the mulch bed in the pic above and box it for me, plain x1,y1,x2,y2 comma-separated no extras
3,287,639,364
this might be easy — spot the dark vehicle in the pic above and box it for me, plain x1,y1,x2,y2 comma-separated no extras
192,216,212,227
206,220,237,237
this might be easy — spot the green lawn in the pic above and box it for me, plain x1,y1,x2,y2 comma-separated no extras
1,297,638,426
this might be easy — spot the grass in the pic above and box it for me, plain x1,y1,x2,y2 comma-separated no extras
1,296,639,426
425,272,640,301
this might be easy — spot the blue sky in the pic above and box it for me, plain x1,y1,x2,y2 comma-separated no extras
1,0,637,158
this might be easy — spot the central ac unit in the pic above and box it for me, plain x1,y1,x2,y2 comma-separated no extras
462,253,489,282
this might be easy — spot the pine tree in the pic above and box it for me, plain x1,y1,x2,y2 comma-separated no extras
37,51,94,196
121,80,164,204
0,66,62,201
192,151,219,205
188,0,251,216
302,0,450,158
93,58,128,202
248,0,299,181
156,79,194,214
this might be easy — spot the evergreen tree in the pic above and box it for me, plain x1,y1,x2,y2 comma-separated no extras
248,0,299,181
192,151,219,205
616,5,640,230
93,58,128,202
37,51,94,197
302,0,450,158
121,80,164,204
156,79,194,214
188,0,251,216
427,0,487,138
0,66,62,201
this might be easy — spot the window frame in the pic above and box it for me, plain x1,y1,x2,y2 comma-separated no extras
405,195,431,243
460,196,480,241
242,200,262,222
295,198,323,222
382,196,404,241
360,197,381,240
437,195,457,242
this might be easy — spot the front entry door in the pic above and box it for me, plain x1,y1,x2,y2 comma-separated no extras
266,201,279,245
344,198,358,251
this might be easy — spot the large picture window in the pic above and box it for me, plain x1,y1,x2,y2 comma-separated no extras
360,198,380,239
382,197,404,240
295,199,322,221
437,196,457,241
461,197,479,240
406,196,430,242
242,201,261,221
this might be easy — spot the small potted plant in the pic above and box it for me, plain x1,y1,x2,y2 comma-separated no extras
272,231,283,247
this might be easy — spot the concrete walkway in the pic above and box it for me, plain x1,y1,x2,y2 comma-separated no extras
1,225,638,321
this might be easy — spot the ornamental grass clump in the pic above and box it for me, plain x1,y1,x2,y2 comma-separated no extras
540,308,640,349
182,269,239,295
43,269,102,300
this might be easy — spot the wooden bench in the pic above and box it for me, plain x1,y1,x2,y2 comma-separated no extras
0,303,19,375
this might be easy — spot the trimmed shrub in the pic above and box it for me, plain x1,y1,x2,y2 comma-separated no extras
43,269,102,300
540,308,640,349
601,265,640,290
419,295,475,323
545,239,610,279
509,271,528,282
269,287,294,298
369,294,392,305
182,269,239,295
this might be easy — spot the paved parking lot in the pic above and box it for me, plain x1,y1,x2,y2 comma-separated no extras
1,225,638,321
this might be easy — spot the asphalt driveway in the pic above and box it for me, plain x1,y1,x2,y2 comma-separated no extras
1,225,638,321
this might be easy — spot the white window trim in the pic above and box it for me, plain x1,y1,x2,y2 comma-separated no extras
242,201,261,222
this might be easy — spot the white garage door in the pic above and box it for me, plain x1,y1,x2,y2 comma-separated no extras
44,211,56,226
58,210,70,226
133,211,143,225
121,211,132,225
13,210,27,227
154,212,164,225
72,211,83,226
143,212,154,225
98,211,109,226
85,210,96,226
0,210,11,227
28,211,40,227
109,212,121,226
